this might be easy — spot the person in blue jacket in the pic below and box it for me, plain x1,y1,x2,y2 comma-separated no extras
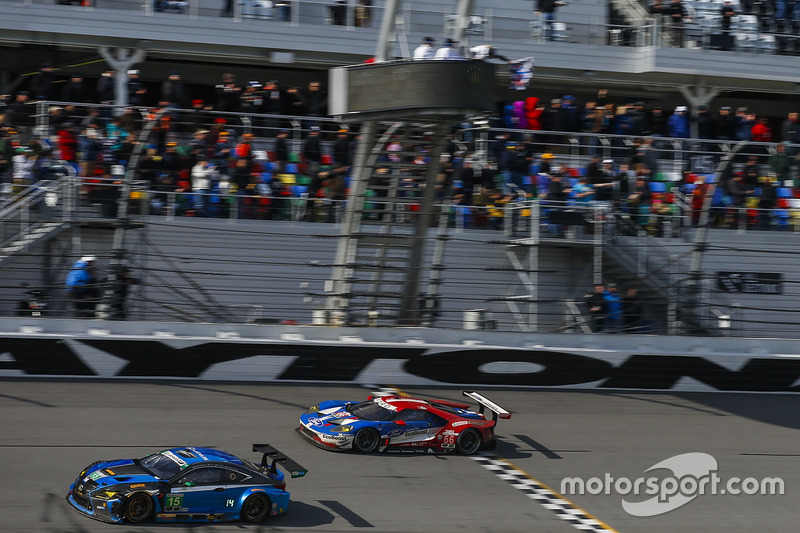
65,256,99,317
668,105,690,138
603,283,623,332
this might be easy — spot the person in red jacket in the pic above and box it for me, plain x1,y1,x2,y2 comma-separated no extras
58,124,78,162
750,116,772,142
524,96,544,131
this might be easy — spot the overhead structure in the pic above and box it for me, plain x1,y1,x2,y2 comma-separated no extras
324,0,493,326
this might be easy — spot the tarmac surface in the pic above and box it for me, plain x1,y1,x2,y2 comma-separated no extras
2,380,798,533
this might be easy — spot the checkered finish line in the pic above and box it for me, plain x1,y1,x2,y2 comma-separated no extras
472,455,618,533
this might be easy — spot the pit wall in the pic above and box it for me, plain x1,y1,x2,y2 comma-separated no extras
2,318,799,393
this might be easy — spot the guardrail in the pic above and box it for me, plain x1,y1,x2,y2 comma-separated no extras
10,0,800,55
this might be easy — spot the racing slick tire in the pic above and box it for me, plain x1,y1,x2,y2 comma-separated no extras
352,428,380,453
241,493,271,523
125,492,154,523
455,428,482,455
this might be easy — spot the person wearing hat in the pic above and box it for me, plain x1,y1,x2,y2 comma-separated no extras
435,38,463,60
586,156,615,202
561,94,579,131
332,129,351,167
65,256,99,318
668,105,690,139
413,37,436,60
32,63,58,101
97,69,116,106
126,69,147,107
540,152,556,176
239,81,264,115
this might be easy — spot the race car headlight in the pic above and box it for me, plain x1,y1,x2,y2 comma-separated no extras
305,404,320,415
331,425,354,433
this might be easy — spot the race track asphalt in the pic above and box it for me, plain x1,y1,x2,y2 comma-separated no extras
2,380,798,533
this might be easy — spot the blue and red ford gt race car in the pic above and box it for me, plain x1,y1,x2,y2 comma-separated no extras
297,390,511,455
66,444,306,524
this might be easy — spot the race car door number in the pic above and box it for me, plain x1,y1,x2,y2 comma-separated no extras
165,494,184,509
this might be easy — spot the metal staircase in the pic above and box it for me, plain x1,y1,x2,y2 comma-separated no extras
602,214,735,335
0,176,78,267
325,121,453,326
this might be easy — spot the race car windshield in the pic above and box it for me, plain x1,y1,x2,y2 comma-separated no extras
137,452,183,479
348,400,396,421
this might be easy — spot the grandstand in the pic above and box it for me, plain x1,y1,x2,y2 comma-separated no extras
1,0,800,340
0,0,798,112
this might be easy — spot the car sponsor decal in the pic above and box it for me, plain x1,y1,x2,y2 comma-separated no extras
403,429,428,438
307,417,324,427
189,448,209,461
87,471,107,481
327,418,357,425
387,429,404,438
320,434,348,441
162,451,188,468
319,407,348,415
164,494,184,512
452,420,483,426
374,397,397,411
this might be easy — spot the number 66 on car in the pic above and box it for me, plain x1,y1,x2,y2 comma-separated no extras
297,390,511,455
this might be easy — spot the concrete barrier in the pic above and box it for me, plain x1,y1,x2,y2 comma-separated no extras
2,318,800,393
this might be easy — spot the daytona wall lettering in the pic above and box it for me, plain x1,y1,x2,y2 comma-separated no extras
1,338,800,392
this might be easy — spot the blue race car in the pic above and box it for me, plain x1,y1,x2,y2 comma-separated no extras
298,391,511,455
66,444,306,524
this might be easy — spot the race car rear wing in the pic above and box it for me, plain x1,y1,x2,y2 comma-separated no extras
252,444,308,479
463,391,512,422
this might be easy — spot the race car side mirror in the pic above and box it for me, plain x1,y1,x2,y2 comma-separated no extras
184,482,195,487
395,420,406,426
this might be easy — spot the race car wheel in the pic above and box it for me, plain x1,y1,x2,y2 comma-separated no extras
125,493,154,523
456,429,482,455
241,493,270,523
352,428,380,453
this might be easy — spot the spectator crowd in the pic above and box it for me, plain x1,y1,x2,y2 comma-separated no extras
1,66,799,233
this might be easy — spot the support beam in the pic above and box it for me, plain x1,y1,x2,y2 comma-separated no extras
679,85,721,139
375,0,402,62
98,47,146,114
451,0,477,47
